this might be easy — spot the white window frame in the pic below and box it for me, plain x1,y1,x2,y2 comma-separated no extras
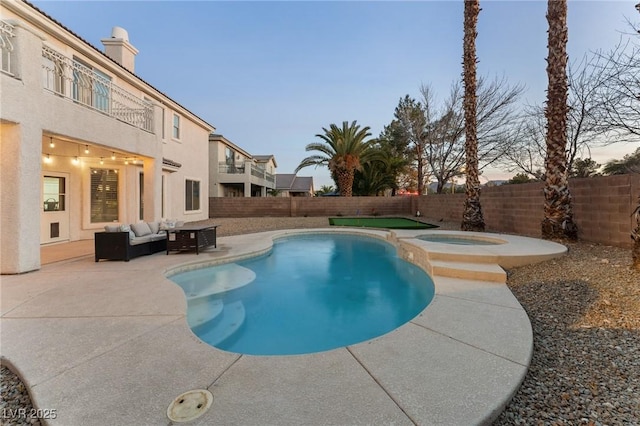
185,178,201,213
172,113,181,140
89,168,119,224
161,107,166,141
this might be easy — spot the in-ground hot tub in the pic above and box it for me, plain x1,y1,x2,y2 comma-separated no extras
416,233,506,245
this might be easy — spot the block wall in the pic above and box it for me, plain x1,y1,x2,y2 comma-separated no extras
209,174,639,248
416,175,638,248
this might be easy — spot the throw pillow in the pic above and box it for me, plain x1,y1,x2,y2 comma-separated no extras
104,225,120,232
119,224,135,239
148,221,160,234
131,222,152,237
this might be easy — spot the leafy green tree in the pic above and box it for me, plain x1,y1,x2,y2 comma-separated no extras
296,121,376,197
569,158,600,178
352,152,406,196
602,148,640,175
362,128,411,195
315,185,335,196
394,96,429,194
507,173,535,184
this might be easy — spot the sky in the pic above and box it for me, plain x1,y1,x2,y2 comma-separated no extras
32,0,639,188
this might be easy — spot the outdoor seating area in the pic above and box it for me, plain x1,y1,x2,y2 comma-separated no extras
94,220,184,262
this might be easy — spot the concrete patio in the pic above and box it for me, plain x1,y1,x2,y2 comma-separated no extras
1,229,566,425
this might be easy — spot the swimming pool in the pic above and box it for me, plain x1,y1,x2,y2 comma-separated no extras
170,234,434,355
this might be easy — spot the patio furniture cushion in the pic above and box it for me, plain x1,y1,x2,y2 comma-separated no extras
130,235,153,246
104,224,120,232
119,224,135,239
148,221,160,234
150,233,166,242
159,219,178,230
131,222,152,237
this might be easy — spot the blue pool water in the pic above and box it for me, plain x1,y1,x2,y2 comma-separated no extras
170,234,434,356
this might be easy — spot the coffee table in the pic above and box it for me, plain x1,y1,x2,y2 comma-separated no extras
165,225,218,255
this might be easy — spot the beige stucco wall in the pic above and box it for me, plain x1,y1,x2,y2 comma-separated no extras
0,2,213,273
162,113,210,222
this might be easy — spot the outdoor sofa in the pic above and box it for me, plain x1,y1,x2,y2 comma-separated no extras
94,220,182,262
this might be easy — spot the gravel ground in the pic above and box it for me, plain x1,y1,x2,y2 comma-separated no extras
2,217,639,425
494,241,640,426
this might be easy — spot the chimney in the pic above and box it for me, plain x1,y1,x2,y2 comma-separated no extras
101,27,138,73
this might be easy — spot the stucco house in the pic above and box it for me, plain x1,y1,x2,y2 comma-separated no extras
208,133,276,197
275,174,315,197
0,0,215,274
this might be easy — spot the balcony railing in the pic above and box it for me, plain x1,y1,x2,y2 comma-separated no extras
218,163,245,174
41,46,153,132
251,164,275,183
265,171,275,183
0,20,15,76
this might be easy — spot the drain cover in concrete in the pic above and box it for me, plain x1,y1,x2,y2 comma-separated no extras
167,389,213,423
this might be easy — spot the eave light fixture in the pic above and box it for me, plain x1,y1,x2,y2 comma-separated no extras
100,157,104,165
84,145,90,154
111,152,116,160
43,153,51,163
72,156,79,165
49,137,55,148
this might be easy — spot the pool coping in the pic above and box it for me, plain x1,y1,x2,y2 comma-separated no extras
0,228,566,425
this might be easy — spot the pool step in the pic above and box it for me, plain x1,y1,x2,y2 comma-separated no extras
197,300,246,346
428,259,506,283
187,298,223,328
178,264,256,301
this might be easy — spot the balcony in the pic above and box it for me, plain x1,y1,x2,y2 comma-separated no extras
0,20,15,76
251,164,275,183
218,163,245,174
41,46,153,132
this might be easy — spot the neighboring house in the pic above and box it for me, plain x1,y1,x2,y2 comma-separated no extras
208,134,276,197
275,174,315,197
0,1,215,274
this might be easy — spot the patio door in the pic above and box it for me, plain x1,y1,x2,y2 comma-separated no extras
41,173,70,244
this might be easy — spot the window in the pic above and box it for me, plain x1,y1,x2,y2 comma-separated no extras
93,68,111,113
185,179,200,211
43,176,65,211
90,169,118,223
161,175,166,218
173,114,180,139
72,58,92,106
42,50,66,95
139,172,144,220
72,58,111,113
225,147,234,165
161,108,166,139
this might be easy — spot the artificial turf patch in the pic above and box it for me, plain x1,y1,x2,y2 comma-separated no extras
328,217,439,229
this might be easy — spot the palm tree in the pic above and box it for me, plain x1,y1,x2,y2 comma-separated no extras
296,121,375,197
315,185,335,196
461,0,485,231
541,0,578,240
